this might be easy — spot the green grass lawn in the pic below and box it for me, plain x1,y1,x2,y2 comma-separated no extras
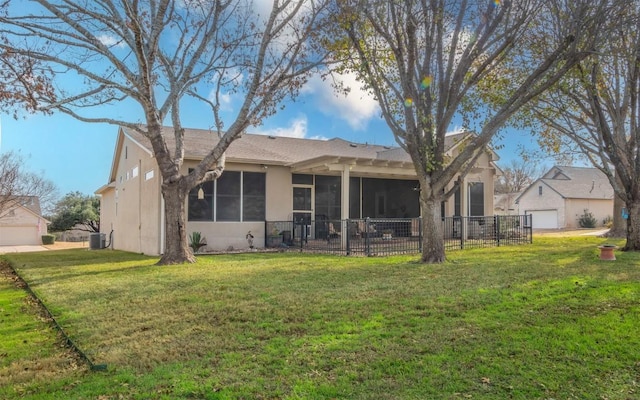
1,236,639,399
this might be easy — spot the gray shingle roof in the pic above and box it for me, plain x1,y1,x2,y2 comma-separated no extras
540,166,613,200
122,126,470,165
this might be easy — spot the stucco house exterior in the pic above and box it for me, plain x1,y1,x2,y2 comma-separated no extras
96,126,500,255
0,196,49,246
516,165,614,229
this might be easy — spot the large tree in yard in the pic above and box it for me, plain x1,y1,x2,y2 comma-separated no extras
0,0,332,264
333,0,612,262
0,1,55,119
530,5,640,250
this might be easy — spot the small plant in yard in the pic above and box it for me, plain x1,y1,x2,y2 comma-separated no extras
41,234,55,245
188,231,206,253
578,209,597,228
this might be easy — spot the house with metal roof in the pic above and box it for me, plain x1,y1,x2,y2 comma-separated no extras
516,166,614,229
96,126,499,255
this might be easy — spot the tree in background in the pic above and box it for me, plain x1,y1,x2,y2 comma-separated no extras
332,0,611,263
48,192,100,233
0,151,58,217
530,5,640,248
0,0,333,264
495,160,542,194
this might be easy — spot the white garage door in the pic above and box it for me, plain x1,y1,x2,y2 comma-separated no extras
0,227,40,246
527,210,558,229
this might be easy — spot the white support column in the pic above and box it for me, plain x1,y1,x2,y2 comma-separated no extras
341,165,350,248
461,177,468,240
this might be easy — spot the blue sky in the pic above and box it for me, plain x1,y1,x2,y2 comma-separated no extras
0,78,540,199
0,1,543,199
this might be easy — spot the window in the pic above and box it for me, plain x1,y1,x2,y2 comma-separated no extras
243,172,265,221
145,170,154,181
538,185,543,195
188,181,214,221
293,187,312,210
349,177,361,218
292,174,313,185
216,171,241,221
132,166,139,178
315,175,341,220
188,171,265,222
469,183,484,216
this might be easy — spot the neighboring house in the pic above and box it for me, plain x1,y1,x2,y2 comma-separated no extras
96,126,500,255
0,196,50,246
494,192,521,215
516,166,613,229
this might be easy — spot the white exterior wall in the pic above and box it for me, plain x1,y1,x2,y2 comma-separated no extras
518,184,566,228
101,136,160,255
0,206,48,246
99,187,116,243
565,198,613,228
265,166,292,221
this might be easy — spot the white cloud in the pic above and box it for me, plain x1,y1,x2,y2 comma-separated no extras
303,71,379,130
97,34,125,48
254,115,327,140
206,68,243,112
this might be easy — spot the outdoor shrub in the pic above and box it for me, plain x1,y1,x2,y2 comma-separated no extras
41,234,55,245
188,231,207,253
578,209,597,228
603,215,613,229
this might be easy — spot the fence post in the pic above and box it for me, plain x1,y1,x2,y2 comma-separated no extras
495,215,500,247
345,219,350,255
365,217,371,256
298,221,303,252
418,217,422,253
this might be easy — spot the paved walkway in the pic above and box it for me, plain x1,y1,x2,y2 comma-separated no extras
0,242,88,254
0,245,49,254
533,228,610,237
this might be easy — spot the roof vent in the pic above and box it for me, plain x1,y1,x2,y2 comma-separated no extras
383,146,391,149
268,135,276,139
350,143,357,148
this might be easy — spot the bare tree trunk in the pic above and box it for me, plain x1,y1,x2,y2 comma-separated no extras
420,197,445,263
622,201,640,251
609,193,626,237
158,180,195,265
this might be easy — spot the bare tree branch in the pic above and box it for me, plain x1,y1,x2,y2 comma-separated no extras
0,0,333,264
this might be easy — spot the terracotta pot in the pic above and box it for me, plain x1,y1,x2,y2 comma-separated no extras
598,245,617,261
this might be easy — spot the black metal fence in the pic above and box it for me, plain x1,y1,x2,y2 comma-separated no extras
265,215,532,256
